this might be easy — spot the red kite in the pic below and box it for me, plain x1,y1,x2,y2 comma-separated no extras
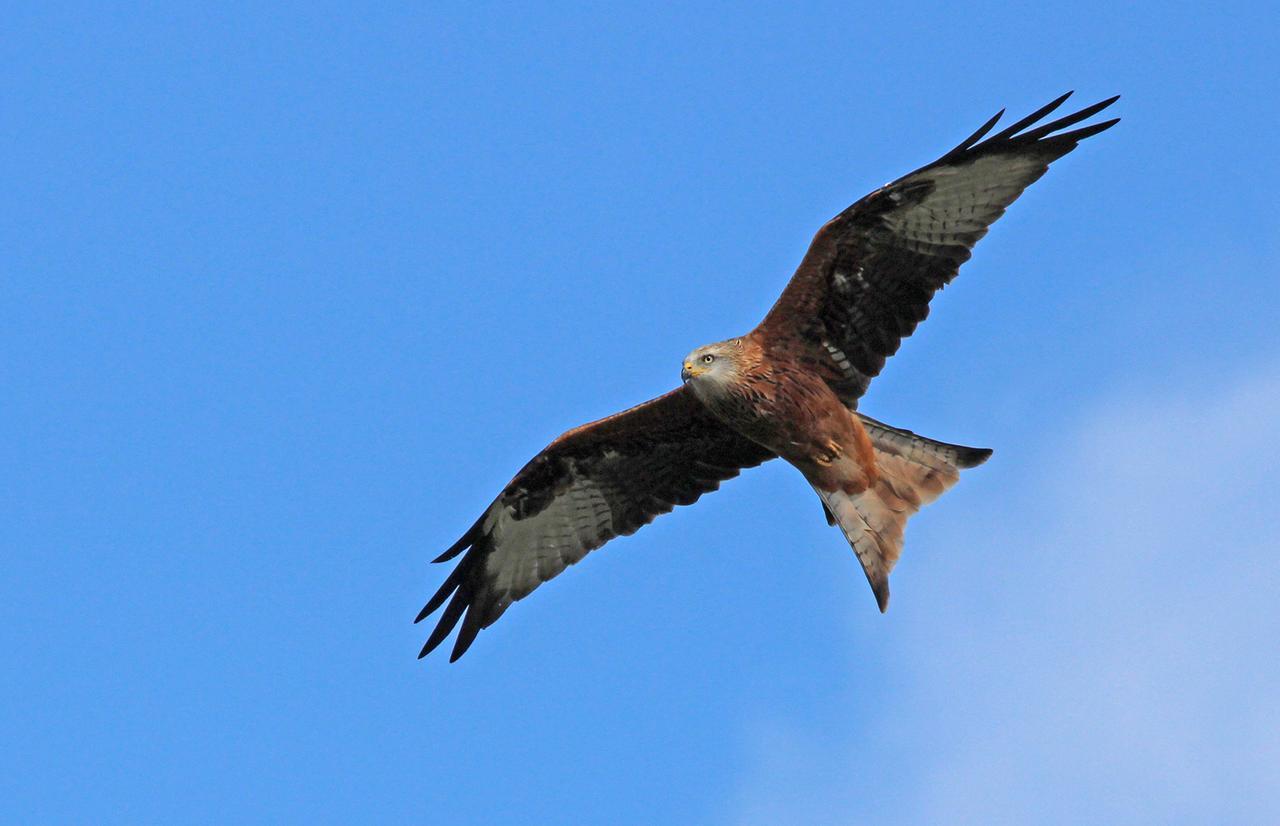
420,93,1119,661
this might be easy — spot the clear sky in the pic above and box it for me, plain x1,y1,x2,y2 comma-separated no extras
5,3,1278,824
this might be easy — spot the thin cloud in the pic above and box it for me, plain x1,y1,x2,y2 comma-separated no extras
734,363,1280,826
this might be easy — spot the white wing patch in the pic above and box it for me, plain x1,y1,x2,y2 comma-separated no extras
885,155,1048,248
485,477,616,600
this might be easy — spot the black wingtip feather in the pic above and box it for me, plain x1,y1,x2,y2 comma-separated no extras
1051,117,1121,145
431,546,462,564
432,518,482,563
415,567,460,623
1015,95,1120,143
418,587,470,658
449,605,487,662
952,93,1121,158
988,91,1074,142
418,532,510,661
947,108,1005,157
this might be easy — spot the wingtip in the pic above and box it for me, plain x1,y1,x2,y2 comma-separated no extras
417,605,468,660
987,92,1076,143
416,568,463,625
945,108,1007,158
449,608,485,662
433,535,471,564
418,623,454,660
1041,90,1076,113
434,516,485,563
447,635,476,663
1053,116,1121,145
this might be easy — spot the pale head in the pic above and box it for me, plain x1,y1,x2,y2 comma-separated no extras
681,337,746,401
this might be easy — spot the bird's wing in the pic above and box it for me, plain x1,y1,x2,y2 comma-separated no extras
417,386,774,661
755,93,1119,406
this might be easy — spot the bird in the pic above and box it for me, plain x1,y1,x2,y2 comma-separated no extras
418,92,1119,661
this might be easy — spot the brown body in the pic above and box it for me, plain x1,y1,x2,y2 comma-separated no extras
692,334,878,495
680,326,978,612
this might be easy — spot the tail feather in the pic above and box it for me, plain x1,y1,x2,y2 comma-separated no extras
817,418,991,611
814,486,898,611
857,413,992,470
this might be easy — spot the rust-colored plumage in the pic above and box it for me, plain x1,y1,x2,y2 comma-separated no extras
419,93,1119,660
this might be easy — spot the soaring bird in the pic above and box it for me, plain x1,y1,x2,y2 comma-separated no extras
419,92,1119,661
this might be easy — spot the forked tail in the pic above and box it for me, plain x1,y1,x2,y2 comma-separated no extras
816,414,991,611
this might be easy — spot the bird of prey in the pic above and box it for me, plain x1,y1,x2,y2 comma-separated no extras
419,92,1119,661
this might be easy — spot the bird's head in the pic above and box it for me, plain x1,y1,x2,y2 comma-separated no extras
681,338,745,397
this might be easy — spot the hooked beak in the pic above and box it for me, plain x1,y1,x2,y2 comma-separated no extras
681,362,694,383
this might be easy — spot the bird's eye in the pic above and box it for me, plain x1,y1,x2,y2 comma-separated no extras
702,354,715,364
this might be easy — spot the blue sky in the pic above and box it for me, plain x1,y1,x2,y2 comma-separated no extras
4,3,1278,824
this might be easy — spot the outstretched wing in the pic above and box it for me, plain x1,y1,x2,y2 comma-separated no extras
417,387,774,661
756,92,1119,405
